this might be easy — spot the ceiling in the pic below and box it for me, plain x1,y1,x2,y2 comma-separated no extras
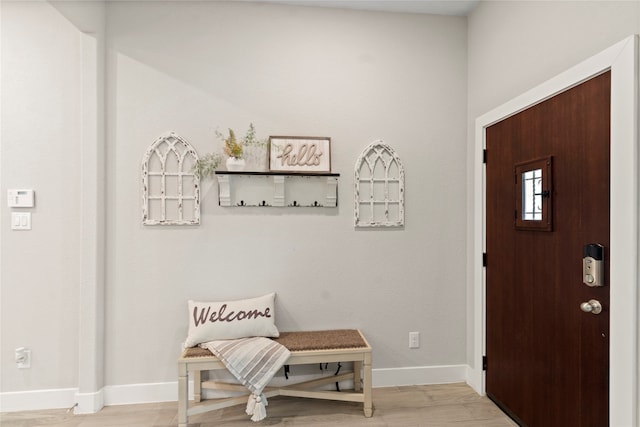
51,0,479,35
263,1,480,16
53,0,479,17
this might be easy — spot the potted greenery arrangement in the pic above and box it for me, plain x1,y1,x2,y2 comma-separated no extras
222,128,245,171
193,123,267,178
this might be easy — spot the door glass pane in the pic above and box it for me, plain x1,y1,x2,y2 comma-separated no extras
515,156,552,232
522,168,542,220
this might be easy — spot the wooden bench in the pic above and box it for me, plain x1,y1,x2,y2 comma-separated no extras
177,329,372,426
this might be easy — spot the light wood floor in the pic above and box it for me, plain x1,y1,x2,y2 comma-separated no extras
1,383,517,427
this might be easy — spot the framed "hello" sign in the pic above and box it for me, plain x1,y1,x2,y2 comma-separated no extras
269,136,331,173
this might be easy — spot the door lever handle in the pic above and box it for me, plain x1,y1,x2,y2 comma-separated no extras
580,299,602,315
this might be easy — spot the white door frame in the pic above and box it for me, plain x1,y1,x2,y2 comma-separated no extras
470,35,638,426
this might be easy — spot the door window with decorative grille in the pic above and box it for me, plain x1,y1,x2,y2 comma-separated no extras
354,141,404,227
142,133,200,225
514,156,553,231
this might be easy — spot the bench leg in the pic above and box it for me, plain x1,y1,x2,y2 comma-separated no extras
178,363,188,427
363,353,373,417
353,361,362,392
193,370,202,402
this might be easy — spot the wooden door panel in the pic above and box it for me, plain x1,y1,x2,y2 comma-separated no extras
486,72,610,427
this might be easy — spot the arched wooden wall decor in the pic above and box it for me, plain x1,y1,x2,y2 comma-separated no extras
142,132,200,225
354,140,405,227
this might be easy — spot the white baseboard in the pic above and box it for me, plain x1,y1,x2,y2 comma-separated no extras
0,365,471,412
465,365,485,395
74,389,104,414
0,387,77,412
372,364,468,387
103,381,194,406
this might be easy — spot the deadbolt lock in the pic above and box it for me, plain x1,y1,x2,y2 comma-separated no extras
583,244,604,287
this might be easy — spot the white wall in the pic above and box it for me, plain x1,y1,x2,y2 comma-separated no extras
0,0,471,407
7,0,634,414
1,1,82,392
104,1,468,387
468,0,639,119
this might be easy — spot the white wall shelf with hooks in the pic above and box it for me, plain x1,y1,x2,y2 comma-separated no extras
215,171,339,208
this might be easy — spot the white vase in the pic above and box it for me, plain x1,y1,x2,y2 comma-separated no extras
226,157,246,171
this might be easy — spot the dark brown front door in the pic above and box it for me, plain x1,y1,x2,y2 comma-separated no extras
485,71,610,427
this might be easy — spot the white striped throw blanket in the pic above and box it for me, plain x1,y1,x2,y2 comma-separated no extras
201,337,291,421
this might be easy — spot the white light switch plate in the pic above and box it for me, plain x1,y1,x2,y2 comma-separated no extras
11,212,31,230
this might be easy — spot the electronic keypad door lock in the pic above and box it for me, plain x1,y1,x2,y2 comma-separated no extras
583,244,604,287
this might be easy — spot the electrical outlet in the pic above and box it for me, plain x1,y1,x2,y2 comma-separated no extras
15,347,31,369
409,332,420,349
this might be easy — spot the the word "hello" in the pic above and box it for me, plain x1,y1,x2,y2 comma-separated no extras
277,143,323,167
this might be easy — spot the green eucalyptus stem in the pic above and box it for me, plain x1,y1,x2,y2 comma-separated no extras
193,153,222,179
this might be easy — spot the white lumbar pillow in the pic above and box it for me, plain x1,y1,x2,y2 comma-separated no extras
185,292,279,347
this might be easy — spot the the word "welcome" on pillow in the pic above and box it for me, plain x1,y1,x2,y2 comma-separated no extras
185,292,280,347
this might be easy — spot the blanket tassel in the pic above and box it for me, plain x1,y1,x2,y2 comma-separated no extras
246,393,268,422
